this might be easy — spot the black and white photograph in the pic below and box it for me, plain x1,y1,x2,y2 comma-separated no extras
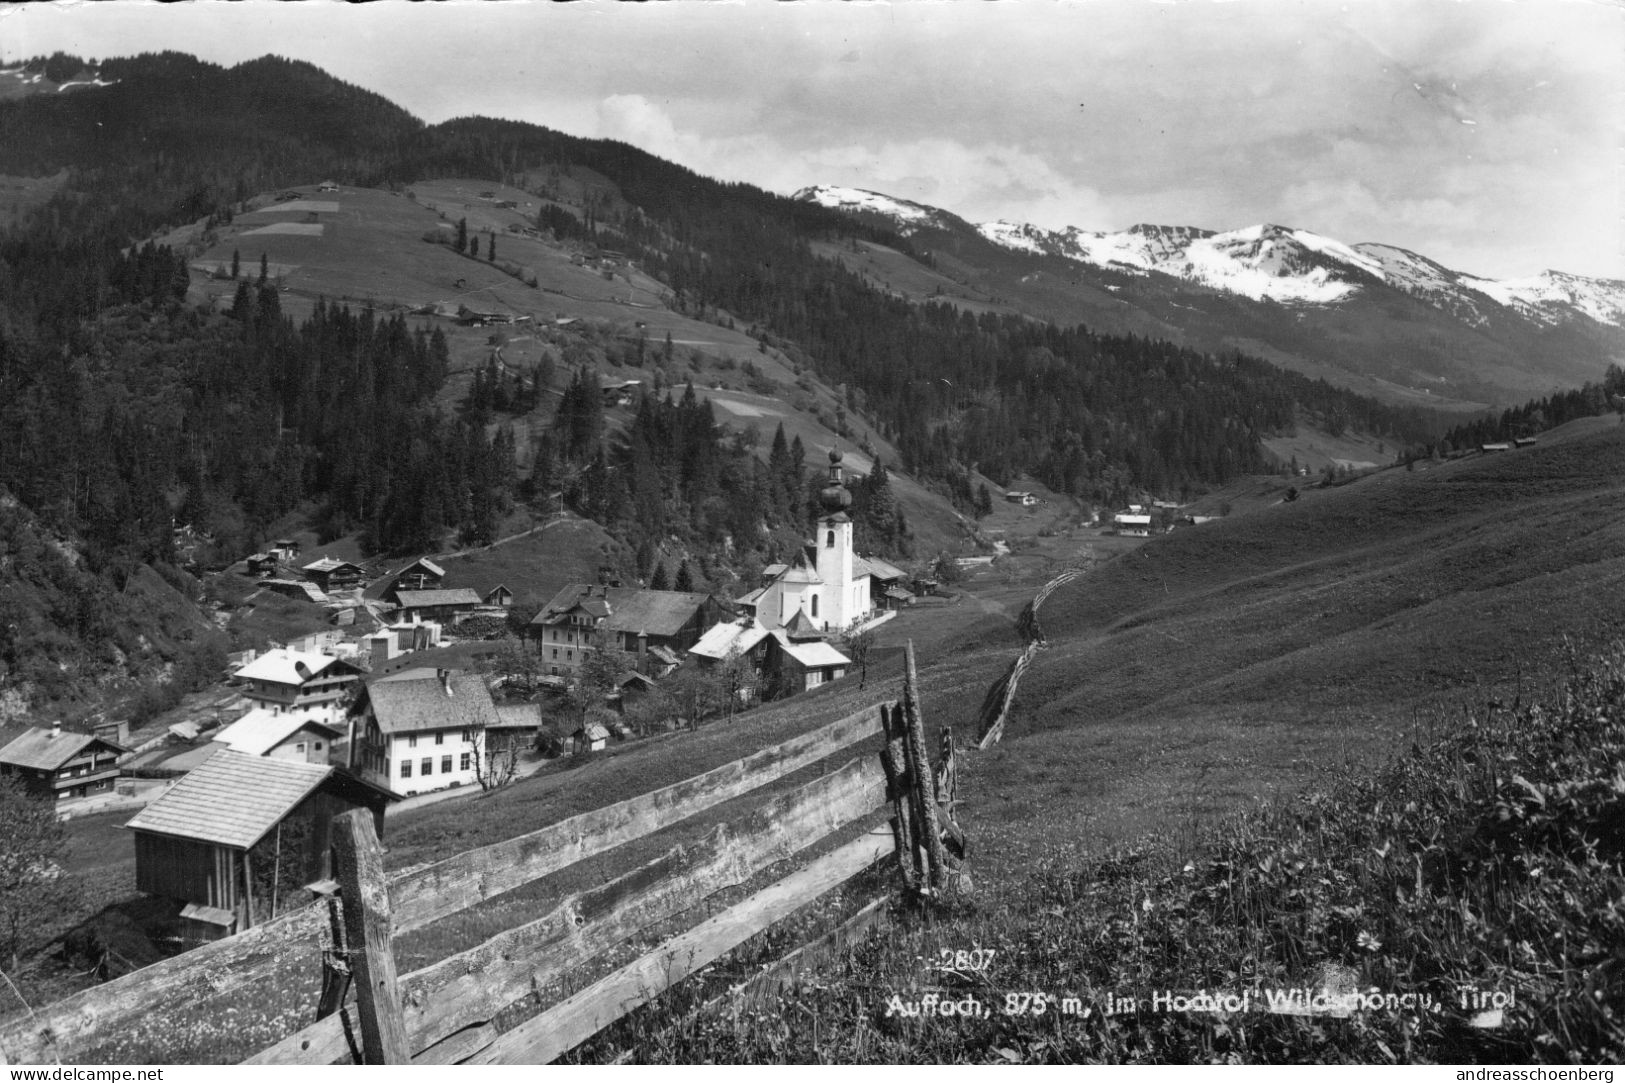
0,0,1621,1068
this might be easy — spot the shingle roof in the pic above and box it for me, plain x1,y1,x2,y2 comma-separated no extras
234,648,349,686
302,557,360,574
777,552,822,585
689,619,771,660
531,585,709,637
396,557,445,579
854,555,907,582
0,727,119,771
363,673,500,735
574,723,611,742
125,751,331,850
395,588,482,608
212,709,340,756
604,590,709,637
772,631,851,669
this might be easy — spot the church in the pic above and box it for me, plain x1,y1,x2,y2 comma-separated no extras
742,450,873,636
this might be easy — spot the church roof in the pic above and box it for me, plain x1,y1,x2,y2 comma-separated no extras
777,551,822,585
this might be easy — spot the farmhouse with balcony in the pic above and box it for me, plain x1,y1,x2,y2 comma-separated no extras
394,587,483,624
0,723,128,804
125,751,395,940
232,648,363,722
300,556,364,593
348,669,500,796
527,584,720,676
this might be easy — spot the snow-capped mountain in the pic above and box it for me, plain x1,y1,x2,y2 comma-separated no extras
794,183,1625,409
792,185,962,235
796,185,1625,331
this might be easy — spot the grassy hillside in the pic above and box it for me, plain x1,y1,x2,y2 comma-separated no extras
970,415,1625,875
612,636,1625,1064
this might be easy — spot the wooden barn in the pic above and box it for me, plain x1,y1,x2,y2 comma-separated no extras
125,751,396,940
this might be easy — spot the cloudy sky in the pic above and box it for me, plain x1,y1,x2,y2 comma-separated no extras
6,0,1621,279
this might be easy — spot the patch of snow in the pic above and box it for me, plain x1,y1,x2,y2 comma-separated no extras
794,186,945,234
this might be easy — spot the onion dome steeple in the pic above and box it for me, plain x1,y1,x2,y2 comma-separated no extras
819,449,852,522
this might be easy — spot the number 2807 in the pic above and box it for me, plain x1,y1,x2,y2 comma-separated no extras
936,948,997,973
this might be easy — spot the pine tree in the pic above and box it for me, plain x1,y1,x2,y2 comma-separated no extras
456,217,468,253
649,561,670,591
231,249,240,280
488,234,496,262
674,559,695,593
258,252,268,284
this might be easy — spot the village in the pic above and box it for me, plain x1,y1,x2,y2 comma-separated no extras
0,449,953,947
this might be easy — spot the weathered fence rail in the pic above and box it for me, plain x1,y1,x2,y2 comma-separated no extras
0,702,897,1065
976,565,1088,749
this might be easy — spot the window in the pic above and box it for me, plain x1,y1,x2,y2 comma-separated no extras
811,595,819,618
400,761,412,778
827,530,835,547
460,752,472,771
295,742,307,755
435,732,444,746
408,735,418,748
566,649,573,661
551,648,558,659
442,755,453,774
421,757,433,776
315,742,324,752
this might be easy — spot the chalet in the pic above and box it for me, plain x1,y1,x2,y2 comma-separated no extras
1482,442,1513,453
769,613,850,692
317,180,339,193
394,588,483,624
270,539,301,562
483,584,515,609
232,648,363,721
301,557,364,593
527,585,720,676
1005,491,1039,506
600,379,643,407
125,751,395,939
689,611,849,695
244,552,281,577
1514,436,1538,448
855,555,912,611
349,669,500,796
211,709,341,763
0,724,128,804
1113,511,1153,537
386,557,446,599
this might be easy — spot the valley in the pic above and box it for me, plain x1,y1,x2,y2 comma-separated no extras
0,46,1621,1066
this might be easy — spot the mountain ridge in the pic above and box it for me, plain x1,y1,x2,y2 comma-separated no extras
795,183,1625,409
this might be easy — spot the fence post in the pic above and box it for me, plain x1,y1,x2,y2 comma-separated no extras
331,809,409,1064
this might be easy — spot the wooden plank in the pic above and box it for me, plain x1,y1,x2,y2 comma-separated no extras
901,642,949,889
248,754,886,1065
723,894,893,1014
0,901,329,1065
388,702,887,933
470,829,895,1064
332,810,409,1064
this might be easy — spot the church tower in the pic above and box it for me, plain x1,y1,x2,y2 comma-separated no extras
815,450,858,631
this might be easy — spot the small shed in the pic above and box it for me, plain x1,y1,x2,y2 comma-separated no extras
483,584,515,608
572,723,610,755
125,752,396,936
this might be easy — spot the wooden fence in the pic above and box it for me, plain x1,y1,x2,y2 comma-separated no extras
976,565,1088,750
0,647,960,1065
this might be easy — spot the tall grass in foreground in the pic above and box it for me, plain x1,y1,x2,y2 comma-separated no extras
608,641,1625,1064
